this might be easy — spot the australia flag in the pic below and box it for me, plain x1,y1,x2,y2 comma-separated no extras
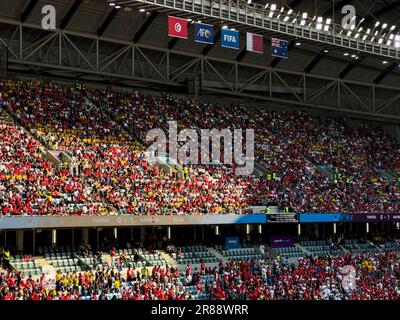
271,38,289,58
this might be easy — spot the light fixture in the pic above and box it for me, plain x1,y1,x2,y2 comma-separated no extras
270,4,277,11
109,2,115,6
115,5,121,9
139,8,145,12
378,38,384,44
284,16,289,22
382,23,387,29
222,25,228,29
351,54,356,57
187,18,192,22
382,60,388,64
316,17,323,30
295,42,301,46
362,35,368,41
344,53,349,56
354,33,360,39
231,28,236,31
366,28,371,34
247,0,252,4
375,21,380,28
390,25,396,31
288,9,293,15
395,35,400,48
386,40,392,46
346,30,352,37
300,12,307,26
323,49,329,53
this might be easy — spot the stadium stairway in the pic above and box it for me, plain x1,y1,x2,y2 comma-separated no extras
159,251,176,266
34,257,57,278
207,247,226,264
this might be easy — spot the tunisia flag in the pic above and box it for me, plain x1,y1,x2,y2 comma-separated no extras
168,16,188,39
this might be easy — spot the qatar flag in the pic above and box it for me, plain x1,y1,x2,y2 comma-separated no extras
168,16,188,39
246,32,264,54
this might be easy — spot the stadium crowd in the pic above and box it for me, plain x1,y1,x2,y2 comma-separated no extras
1,79,400,215
1,251,400,300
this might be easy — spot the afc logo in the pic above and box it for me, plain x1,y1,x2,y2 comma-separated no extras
197,28,211,38
224,35,237,43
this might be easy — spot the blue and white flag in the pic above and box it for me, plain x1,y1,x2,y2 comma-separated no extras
221,29,239,49
194,23,214,44
271,38,289,58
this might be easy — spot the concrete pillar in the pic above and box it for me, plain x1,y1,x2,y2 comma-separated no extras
83,228,89,245
33,230,36,255
51,229,57,246
17,230,24,252
140,227,145,245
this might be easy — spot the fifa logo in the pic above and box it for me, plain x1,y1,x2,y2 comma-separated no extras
224,35,237,43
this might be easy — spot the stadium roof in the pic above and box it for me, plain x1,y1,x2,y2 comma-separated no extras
1,0,400,121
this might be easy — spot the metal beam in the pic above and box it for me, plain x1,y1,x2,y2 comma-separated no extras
364,0,400,24
59,0,82,30
322,0,353,16
373,62,398,84
270,41,295,68
97,8,120,37
168,37,179,50
133,11,159,43
20,0,39,23
202,30,221,56
338,57,364,79
304,50,328,74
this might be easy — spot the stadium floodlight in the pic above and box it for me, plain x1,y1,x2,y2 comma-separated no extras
316,17,323,30
351,54,356,58
357,27,363,32
280,7,284,13
395,35,400,48
270,4,277,11
247,0,252,4
295,42,301,46
292,18,297,23
284,16,290,22
115,5,121,9
371,36,375,42
222,25,228,29
362,35,368,41
139,8,146,12
386,40,392,46
375,21,380,28
323,18,331,31
382,60,388,64
300,12,307,26
346,30,352,37
378,38,384,44
264,3,269,9
354,33,360,39
366,28,371,34
288,9,293,15
109,2,115,6
382,23,388,29
344,53,349,56
389,34,394,40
